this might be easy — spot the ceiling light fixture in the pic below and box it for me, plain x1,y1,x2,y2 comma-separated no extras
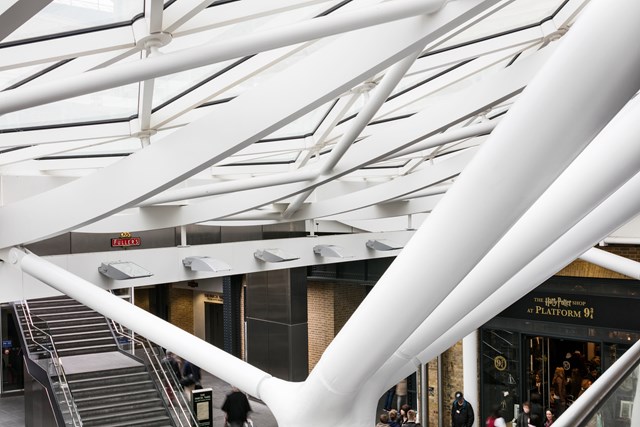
98,261,153,280
182,256,231,272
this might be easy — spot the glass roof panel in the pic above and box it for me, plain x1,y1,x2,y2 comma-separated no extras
0,62,58,90
152,2,337,110
0,82,139,130
6,0,143,43
438,0,566,48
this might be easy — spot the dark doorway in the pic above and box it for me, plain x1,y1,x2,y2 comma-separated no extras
205,303,224,349
1,305,23,393
523,335,600,418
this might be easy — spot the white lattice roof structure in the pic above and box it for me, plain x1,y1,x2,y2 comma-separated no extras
2,1,640,426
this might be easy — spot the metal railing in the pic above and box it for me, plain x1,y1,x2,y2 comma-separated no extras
17,301,83,427
109,319,197,427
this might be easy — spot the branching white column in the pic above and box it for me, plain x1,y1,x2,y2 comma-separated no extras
306,0,640,401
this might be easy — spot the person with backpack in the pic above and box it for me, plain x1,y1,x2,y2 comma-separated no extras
486,404,507,427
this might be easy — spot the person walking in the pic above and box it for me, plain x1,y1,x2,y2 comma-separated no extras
486,405,506,427
222,386,252,427
451,391,474,427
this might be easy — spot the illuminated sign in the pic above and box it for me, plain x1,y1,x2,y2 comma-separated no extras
111,232,141,248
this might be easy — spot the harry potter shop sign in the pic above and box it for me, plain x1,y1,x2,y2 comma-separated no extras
499,290,640,331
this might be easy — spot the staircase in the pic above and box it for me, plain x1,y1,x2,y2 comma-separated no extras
14,295,178,427
20,296,118,357
66,365,173,426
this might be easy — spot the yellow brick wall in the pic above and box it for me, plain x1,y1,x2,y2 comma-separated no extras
308,282,335,372
134,288,151,312
557,245,638,279
307,281,367,372
169,287,194,334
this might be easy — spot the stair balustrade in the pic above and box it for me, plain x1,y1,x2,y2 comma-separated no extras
109,319,197,427
15,300,84,427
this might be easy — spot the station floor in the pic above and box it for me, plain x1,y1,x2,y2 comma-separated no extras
0,370,278,426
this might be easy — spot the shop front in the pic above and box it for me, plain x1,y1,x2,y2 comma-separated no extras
480,276,640,425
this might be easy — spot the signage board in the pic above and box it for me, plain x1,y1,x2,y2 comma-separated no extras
192,388,213,427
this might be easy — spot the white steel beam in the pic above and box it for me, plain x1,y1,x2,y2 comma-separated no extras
10,248,272,398
77,35,548,234
282,47,424,218
412,168,640,385
0,26,136,72
150,42,312,129
579,247,640,280
170,0,333,36
163,0,216,34
374,89,640,392
0,122,131,148
288,149,475,221
0,0,448,115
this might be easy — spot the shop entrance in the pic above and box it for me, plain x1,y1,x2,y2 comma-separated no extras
523,335,600,417
205,302,224,350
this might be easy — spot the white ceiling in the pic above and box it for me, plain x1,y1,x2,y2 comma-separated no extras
2,0,639,251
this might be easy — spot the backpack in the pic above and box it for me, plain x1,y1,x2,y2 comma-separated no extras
486,416,496,427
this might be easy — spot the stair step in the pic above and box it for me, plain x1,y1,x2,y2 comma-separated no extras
71,380,156,398
56,344,119,357
54,336,116,349
51,330,112,340
29,304,91,315
48,322,110,332
83,414,173,427
29,310,100,319
78,398,164,416
66,365,147,381
74,388,155,405
68,371,150,388
81,406,169,424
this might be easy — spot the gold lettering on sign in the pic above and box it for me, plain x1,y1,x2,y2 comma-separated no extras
494,356,507,371
526,295,594,320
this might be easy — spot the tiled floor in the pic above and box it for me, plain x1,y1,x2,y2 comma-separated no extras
0,370,278,427
0,393,24,427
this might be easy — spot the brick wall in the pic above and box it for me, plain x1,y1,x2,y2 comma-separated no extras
557,245,639,279
169,287,194,334
307,281,367,372
134,288,150,312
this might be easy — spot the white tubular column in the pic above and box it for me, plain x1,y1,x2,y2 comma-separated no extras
307,0,640,398
463,331,479,427
11,249,271,398
382,76,640,381
579,247,640,279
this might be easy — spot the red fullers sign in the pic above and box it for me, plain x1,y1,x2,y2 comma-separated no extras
111,232,141,248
